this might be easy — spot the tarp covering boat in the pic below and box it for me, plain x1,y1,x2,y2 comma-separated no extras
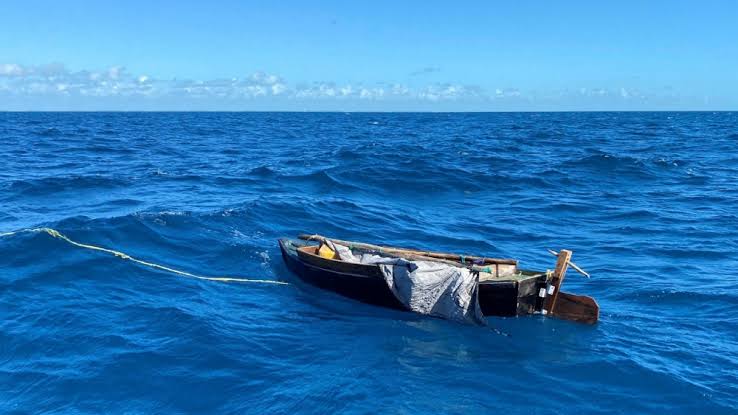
326,240,486,325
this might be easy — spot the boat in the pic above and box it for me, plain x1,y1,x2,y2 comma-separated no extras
279,234,599,324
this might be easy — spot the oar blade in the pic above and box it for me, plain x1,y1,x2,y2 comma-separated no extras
552,291,599,324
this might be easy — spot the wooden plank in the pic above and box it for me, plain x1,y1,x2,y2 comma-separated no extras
544,249,572,315
298,234,518,265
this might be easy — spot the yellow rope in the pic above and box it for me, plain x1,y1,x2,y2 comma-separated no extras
0,227,289,285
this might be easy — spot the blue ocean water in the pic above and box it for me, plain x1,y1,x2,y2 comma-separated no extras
0,112,736,414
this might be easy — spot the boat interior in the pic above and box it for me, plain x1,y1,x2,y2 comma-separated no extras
294,241,545,283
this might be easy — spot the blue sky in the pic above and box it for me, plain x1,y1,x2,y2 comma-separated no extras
1,0,737,111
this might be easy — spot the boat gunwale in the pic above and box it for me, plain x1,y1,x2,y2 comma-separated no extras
297,255,379,279
290,240,546,284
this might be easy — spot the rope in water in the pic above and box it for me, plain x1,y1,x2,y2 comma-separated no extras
0,227,289,285
1,228,514,334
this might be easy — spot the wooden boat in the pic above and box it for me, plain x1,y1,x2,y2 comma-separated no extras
279,234,599,324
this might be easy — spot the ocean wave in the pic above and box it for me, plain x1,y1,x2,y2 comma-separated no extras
567,152,655,177
32,127,64,137
5,175,130,196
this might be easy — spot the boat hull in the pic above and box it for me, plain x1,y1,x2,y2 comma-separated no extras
279,238,547,318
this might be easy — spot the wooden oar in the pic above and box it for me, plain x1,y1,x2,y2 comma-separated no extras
298,234,517,265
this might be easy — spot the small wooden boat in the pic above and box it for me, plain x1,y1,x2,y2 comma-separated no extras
279,234,599,324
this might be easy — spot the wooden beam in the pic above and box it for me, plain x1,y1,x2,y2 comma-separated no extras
544,249,572,315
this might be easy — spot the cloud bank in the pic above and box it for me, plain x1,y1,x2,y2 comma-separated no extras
0,63,478,103
0,63,716,111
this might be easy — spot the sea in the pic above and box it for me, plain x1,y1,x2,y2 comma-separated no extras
1,112,736,414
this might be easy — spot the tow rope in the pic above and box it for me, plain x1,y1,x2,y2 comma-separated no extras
0,227,289,285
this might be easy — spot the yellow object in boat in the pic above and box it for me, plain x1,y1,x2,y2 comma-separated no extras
318,243,337,259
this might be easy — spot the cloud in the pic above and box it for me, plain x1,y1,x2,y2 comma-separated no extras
0,62,704,110
0,63,156,98
494,88,521,98
0,63,25,76
417,84,485,101
0,62,617,104
0,64,302,101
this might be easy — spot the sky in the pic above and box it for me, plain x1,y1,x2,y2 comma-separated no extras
1,0,737,111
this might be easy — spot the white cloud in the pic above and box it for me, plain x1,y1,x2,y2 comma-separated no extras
417,84,483,101
271,83,287,95
494,87,521,98
390,84,410,96
359,88,372,99
1,63,489,104
340,85,353,96
0,63,25,76
108,66,122,80
0,62,684,110
619,87,643,100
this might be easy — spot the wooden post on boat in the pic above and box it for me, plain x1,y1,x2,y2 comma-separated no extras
544,249,572,315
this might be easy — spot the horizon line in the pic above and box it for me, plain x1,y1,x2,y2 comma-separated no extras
1,109,735,114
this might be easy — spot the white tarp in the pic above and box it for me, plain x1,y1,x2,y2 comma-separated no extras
330,241,486,325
